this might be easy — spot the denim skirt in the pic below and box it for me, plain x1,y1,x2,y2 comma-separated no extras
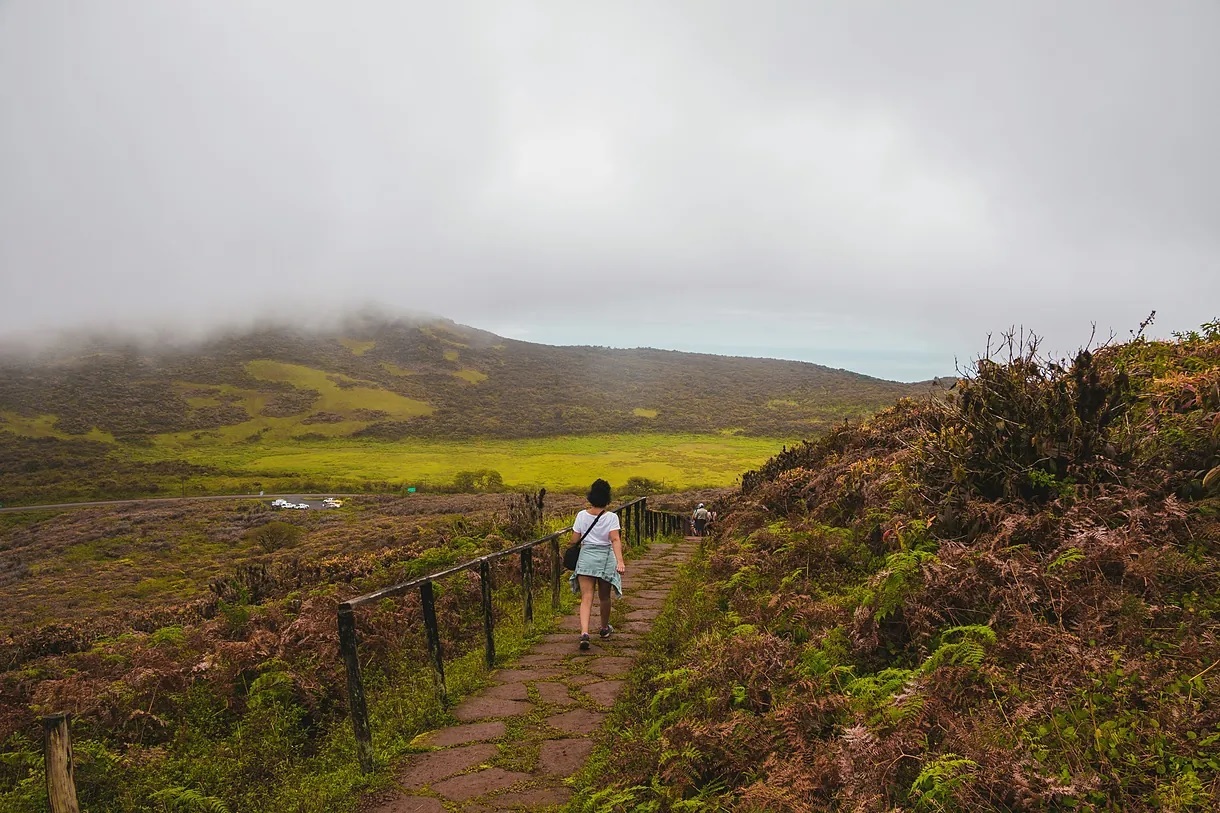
568,544,622,596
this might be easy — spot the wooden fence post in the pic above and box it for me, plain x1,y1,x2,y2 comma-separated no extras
419,581,447,705
550,536,561,611
479,559,495,669
521,548,534,626
337,607,374,773
43,713,79,813
636,498,644,543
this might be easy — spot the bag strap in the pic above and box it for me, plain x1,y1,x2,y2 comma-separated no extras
575,510,606,545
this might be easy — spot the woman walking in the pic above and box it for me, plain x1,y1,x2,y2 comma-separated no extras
569,479,625,650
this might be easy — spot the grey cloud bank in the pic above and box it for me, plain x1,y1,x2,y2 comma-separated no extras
1,1,1216,380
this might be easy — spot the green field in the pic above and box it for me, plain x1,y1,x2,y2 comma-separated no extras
130,432,786,493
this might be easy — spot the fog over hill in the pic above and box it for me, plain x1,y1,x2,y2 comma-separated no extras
0,315,942,443
2,3,1216,382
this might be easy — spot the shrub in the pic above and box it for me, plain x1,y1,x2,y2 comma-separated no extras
243,521,302,553
451,469,504,493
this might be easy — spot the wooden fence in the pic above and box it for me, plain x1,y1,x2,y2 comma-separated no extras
336,496,686,772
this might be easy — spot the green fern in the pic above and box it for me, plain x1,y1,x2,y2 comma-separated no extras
647,667,697,737
918,625,996,675
1048,546,1086,570
247,669,296,709
910,753,977,811
575,784,654,812
725,564,761,592
845,667,914,701
873,548,939,621
150,787,230,813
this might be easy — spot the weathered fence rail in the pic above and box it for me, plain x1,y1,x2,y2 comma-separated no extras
336,496,686,772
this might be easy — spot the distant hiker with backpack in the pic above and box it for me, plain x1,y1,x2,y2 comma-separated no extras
692,503,710,536
568,479,625,650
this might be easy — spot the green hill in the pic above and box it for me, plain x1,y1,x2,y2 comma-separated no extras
0,315,943,503
0,316,937,442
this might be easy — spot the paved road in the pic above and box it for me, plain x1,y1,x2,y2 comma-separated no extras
0,493,372,514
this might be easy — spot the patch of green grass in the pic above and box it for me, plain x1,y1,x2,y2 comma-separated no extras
632,408,658,418
146,363,435,447
61,537,131,564
339,338,376,355
244,360,432,418
131,575,194,599
452,368,488,384
442,349,460,362
0,411,116,443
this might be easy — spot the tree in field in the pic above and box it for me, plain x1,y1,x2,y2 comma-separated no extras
244,520,302,553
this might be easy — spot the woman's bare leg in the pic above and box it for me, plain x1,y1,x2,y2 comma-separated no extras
598,580,612,629
578,575,597,635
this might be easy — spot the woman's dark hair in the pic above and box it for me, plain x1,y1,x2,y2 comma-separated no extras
587,479,612,508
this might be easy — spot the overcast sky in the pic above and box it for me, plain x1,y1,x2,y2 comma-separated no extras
1,1,1217,379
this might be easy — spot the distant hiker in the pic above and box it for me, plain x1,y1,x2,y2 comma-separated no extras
692,503,710,536
569,479,625,650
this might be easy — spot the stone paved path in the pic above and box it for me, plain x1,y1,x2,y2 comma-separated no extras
362,538,699,813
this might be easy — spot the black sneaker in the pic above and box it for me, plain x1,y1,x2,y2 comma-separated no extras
599,625,613,639
579,634,590,651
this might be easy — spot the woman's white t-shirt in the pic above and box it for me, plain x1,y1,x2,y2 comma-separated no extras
572,509,621,547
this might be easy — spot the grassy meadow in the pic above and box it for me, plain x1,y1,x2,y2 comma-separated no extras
0,424,787,504
141,432,784,493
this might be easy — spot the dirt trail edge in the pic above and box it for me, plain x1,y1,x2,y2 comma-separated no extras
360,537,699,813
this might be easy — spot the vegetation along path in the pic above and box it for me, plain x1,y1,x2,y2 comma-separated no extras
360,537,699,813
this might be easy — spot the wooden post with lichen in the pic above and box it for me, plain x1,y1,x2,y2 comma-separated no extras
550,536,562,610
337,606,374,773
521,548,534,626
479,559,495,669
42,713,79,813
420,581,447,705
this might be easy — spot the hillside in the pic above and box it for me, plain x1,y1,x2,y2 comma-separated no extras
0,316,935,444
0,315,942,503
572,323,1220,811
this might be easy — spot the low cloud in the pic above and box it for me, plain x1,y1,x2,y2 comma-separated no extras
1,1,1216,379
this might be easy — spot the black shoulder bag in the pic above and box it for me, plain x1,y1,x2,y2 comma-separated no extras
563,511,605,571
